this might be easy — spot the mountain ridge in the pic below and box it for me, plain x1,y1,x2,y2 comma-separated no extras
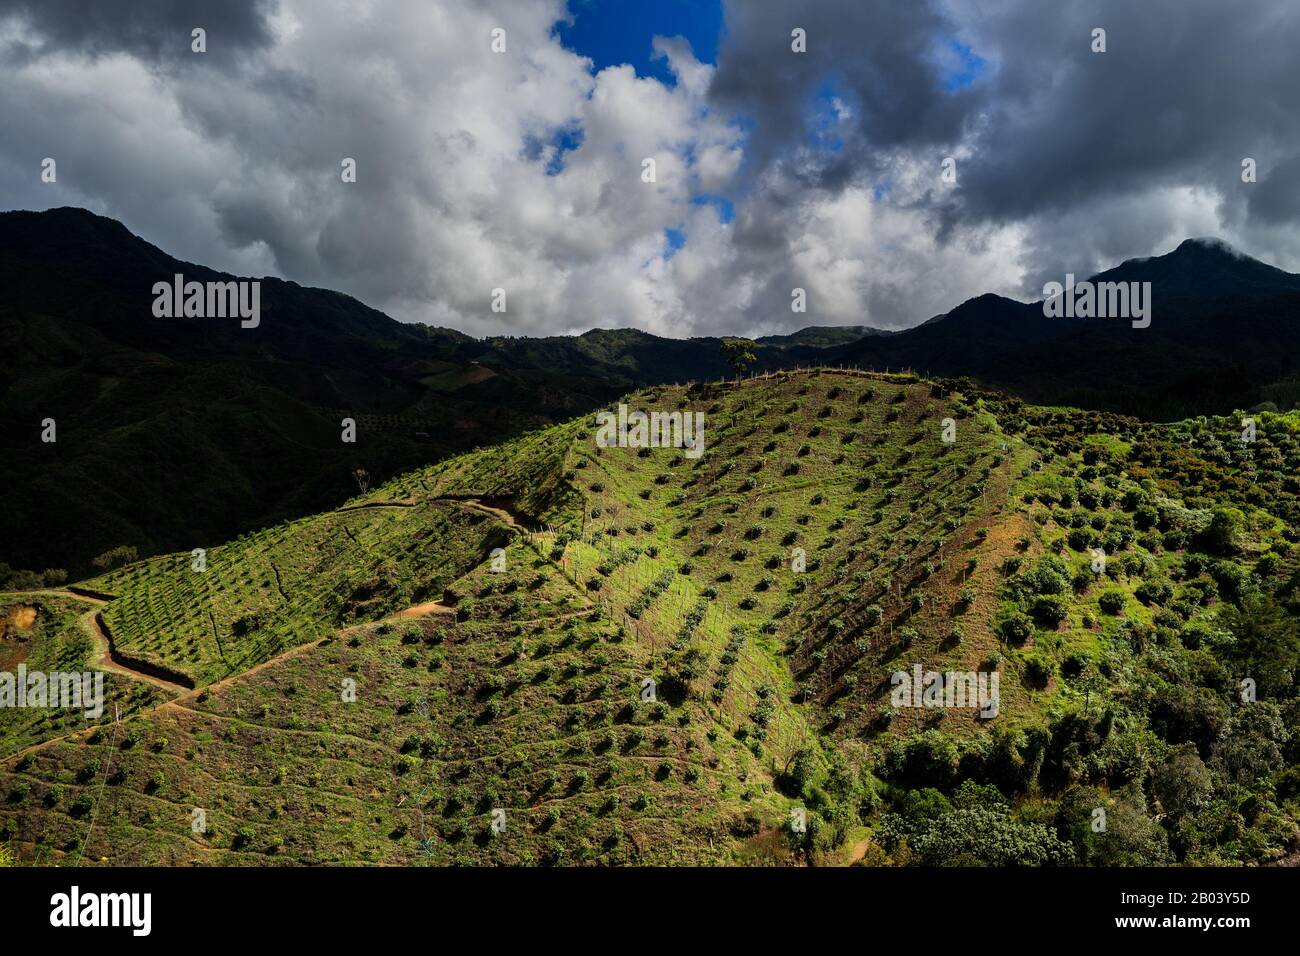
6,206,1300,577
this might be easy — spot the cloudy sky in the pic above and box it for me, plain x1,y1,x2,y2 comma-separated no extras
2,0,1299,337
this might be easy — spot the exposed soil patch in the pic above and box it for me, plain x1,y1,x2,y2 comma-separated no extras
0,605,38,669
8,606,37,629
0,638,29,671
388,601,455,620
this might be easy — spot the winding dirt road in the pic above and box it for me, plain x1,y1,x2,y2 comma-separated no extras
1,493,548,764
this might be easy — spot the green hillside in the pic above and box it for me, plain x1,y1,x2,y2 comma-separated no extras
2,369,1298,866
85,500,510,687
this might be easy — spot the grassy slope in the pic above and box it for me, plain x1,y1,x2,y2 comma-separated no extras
0,594,166,760
3,369,1298,865
83,501,511,687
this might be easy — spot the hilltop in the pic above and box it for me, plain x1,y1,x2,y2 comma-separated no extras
0,209,859,581
8,209,1300,583
3,368,1297,866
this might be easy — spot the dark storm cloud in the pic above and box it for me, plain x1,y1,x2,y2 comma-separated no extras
711,0,1300,274
710,0,975,190
1249,154,1300,225
936,0,1300,287
949,1,1300,223
0,0,275,63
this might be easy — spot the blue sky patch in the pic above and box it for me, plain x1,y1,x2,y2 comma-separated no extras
693,194,735,224
807,78,855,153
935,37,987,91
556,0,725,85
664,227,686,258
523,124,585,176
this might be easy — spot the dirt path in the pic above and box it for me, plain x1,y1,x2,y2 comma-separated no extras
2,587,189,694
81,610,190,695
456,499,525,531
335,494,534,532
2,491,534,697
386,600,455,620
1,490,561,779
1,495,551,768
336,496,528,533
846,837,875,865
2,634,335,766
1,587,107,605
335,500,417,512
427,495,540,533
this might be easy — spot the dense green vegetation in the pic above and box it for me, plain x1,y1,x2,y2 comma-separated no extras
85,501,506,687
2,368,1298,866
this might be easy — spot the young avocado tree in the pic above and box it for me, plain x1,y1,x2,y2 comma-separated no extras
720,337,758,378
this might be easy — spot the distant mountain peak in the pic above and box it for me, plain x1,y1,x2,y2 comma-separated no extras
1089,235,1300,301
1173,236,1247,257
0,205,146,250
1109,236,1247,271
945,291,1026,315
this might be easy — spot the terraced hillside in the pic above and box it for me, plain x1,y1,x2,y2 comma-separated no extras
85,499,513,687
0,594,167,760
3,369,1298,866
